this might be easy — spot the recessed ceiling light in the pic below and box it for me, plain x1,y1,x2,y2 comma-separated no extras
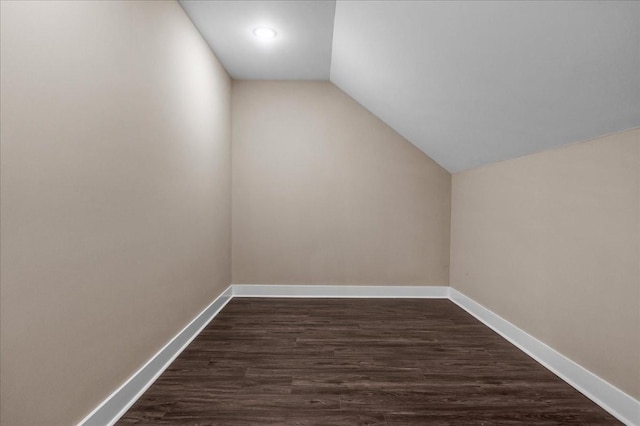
252,27,277,40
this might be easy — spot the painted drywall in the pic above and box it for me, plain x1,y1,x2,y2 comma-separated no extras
0,1,231,425
232,81,451,285
450,128,640,399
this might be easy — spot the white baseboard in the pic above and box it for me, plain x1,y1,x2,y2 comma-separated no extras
449,288,640,426
78,286,233,426
80,284,639,426
232,284,449,298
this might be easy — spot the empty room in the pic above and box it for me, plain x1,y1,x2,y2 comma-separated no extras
1,0,639,425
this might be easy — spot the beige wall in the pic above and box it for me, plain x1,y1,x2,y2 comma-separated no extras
3,0,635,422
450,128,640,399
232,81,451,285
0,1,231,425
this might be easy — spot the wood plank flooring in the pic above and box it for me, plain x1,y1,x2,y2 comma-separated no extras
118,298,620,425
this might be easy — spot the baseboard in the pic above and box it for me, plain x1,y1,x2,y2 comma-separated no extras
449,288,640,426
78,285,233,426
79,284,639,426
232,284,449,298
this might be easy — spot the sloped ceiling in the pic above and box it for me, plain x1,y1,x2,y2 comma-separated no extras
180,0,640,172
330,1,640,172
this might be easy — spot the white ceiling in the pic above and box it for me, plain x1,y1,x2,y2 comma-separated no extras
179,0,336,80
330,1,640,172
181,0,640,172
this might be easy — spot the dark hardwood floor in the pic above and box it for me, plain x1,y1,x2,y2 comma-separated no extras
118,298,620,425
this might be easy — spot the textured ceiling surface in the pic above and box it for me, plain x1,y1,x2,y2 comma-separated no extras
181,0,640,172
179,0,336,80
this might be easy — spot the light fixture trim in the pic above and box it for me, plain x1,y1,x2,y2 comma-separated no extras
252,26,277,40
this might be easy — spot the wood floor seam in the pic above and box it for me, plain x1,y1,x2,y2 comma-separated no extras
118,298,621,425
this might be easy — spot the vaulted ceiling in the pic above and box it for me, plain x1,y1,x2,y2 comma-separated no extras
179,0,640,172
